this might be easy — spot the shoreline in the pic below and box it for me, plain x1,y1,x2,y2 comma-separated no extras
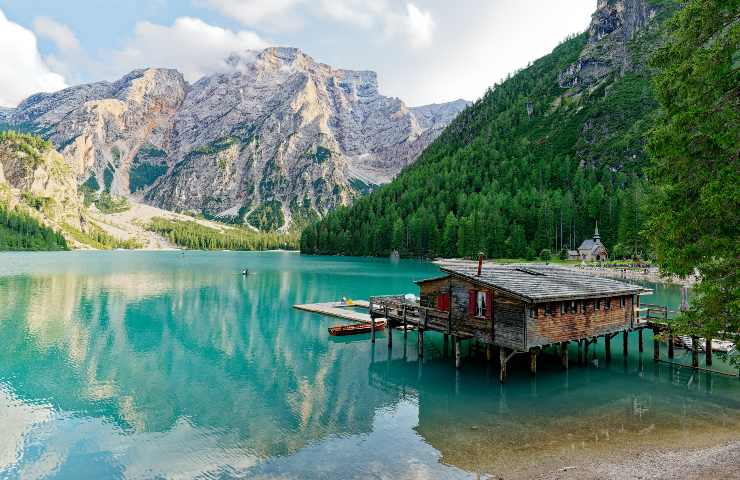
564,264,697,287
535,438,740,480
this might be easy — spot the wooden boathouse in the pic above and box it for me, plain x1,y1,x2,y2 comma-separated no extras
369,259,649,381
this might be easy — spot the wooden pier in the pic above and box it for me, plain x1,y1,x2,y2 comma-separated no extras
294,300,373,323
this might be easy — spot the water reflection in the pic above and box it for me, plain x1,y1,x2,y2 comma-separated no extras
0,253,737,479
0,252,431,478
368,341,740,476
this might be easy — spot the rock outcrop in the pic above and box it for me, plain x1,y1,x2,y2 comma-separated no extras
0,133,84,229
558,0,657,90
4,48,468,229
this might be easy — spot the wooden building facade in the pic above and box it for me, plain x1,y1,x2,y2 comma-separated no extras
369,261,646,381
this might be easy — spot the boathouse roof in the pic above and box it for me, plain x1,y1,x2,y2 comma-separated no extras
432,261,645,303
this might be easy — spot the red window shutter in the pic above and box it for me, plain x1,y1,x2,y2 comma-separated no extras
485,291,493,319
438,294,450,312
468,290,476,315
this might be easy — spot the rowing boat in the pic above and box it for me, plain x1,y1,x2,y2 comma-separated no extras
328,320,386,336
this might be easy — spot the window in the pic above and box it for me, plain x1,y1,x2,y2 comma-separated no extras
476,291,486,317
581,301,588,313
570,301,577,313
545,303,553,316
604,298,611,310
620,296,626,308
560,302,566,315
468,290,491,318
438,293,450,312
595,299,601,310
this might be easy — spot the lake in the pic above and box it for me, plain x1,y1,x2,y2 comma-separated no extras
0,251,738,479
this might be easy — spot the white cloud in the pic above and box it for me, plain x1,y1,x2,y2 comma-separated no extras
32,16,90,85
108,17,269,81
0,10,67,107
33,17,80,52
404,3,434,48
198,0,304,31
27,16,269,86
200,0,435,48
316,0,374,28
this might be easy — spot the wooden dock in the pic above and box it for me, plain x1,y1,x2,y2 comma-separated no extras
294,300,373,324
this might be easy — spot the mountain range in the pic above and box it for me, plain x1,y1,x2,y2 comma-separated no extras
1,48,468,231
301,0,680,258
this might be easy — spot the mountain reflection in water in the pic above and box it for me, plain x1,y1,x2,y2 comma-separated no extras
0,252,737,479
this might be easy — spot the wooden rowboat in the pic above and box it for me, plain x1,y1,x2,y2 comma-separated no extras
328,320,386,336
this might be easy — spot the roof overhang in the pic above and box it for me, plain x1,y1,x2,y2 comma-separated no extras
439,266,649,304
414,274,451,285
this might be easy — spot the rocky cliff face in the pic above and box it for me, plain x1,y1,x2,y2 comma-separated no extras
0,134,84,229
4,48,468,230
558,0,657,90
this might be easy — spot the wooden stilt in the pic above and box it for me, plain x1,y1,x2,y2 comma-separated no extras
584,339,590,364
499,348,508,383
560,342,569,369
418,329,424,358
486,344,492,362
623,330,629,357
443,333,449,358
705,338,713,366
668,333,674,358
605,334,612,362
691,336,699,368
370,312,376,343
638,329,643,353
455,337,462,369
577,340,583,365
403,306,408,339
387,320,393,349
653,337,660,361
529,348,538,376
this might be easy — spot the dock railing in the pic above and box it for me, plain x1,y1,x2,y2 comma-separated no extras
369,295,470,336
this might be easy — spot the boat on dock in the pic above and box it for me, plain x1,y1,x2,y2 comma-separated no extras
675,335,736,353
328,320,386,336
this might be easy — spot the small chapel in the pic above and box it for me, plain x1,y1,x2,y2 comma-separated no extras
568,223,608,261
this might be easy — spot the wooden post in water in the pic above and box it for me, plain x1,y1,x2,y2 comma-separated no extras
370,309,376,344
486,344,492,362
402,305,408,340
668,332,674,358
691,336,699,368
418,329,424,358
653,337,660,361
499,348,508,383
605,334,612,362
560,342,569,369
577,340,582,365
455,337,462,369
583,339,590,364
385,306,392,349
529,348,538,376
638,329,644,353
623,331,629,357
443,333,449,358
706,338,713,366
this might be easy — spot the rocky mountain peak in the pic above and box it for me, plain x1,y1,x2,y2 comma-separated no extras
3,52,468,230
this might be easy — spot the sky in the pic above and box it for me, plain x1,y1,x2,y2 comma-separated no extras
0,0,596,108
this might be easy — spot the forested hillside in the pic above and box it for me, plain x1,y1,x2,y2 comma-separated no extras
0,205,67,251
301,0,678,259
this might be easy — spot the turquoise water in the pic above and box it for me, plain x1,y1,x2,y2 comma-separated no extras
0,252,738,479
